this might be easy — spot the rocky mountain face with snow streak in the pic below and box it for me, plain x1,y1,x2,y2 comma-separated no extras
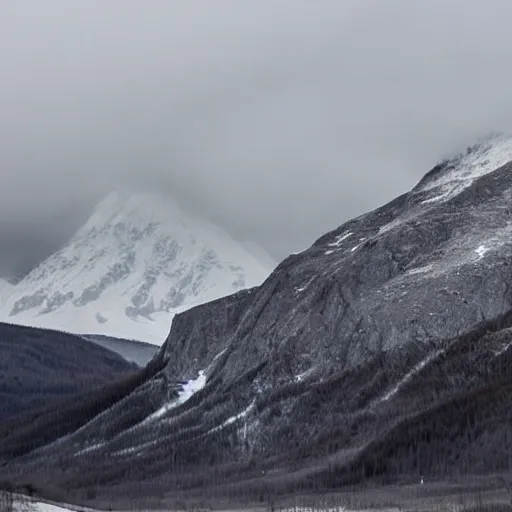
0,192,274,345
3,135,512,504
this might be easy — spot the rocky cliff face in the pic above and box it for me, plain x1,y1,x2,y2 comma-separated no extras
160,134,512,382
2,135,512,503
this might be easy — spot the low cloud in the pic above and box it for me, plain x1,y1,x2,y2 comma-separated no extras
1,0,512,267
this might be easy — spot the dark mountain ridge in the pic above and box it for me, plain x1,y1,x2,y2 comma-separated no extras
2,135,512,507
0,322,137,422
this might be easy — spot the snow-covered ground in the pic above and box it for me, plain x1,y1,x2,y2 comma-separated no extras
21,503,399,512
29,503,74,512
12,496,95,512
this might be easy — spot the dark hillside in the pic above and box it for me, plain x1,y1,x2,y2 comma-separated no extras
0,322,137,421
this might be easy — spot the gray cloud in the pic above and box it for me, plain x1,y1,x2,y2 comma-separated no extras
1,0,512,270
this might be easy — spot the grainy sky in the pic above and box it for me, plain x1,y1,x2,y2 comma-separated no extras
2,0,512,275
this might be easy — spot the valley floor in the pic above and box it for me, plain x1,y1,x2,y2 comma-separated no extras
13,475,512,512
12,496,97,511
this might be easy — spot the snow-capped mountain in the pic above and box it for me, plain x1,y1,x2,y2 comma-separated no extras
0,278,14,296
414,132,512,203
0,192,275,344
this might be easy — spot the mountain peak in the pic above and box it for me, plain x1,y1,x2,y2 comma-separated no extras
0,192,275,344
414,132,512,203
79,191,192,234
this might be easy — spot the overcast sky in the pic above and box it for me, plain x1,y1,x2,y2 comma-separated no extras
2,0,512,275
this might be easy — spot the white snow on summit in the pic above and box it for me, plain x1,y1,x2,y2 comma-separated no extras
419,133,512,203
377,134,512,237
0,278,14,303
0,192,275,344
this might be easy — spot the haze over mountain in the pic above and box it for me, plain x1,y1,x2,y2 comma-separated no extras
3,135,512,507
0,192,274,345
3,1,512,273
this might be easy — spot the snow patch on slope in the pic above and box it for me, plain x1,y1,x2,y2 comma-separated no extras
147,371,207,422
327,231,353,247
207,400,256,436
475,244,490,259
396,227,510,286
406,264,434,276
379,349,445,403
76,370,209,457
